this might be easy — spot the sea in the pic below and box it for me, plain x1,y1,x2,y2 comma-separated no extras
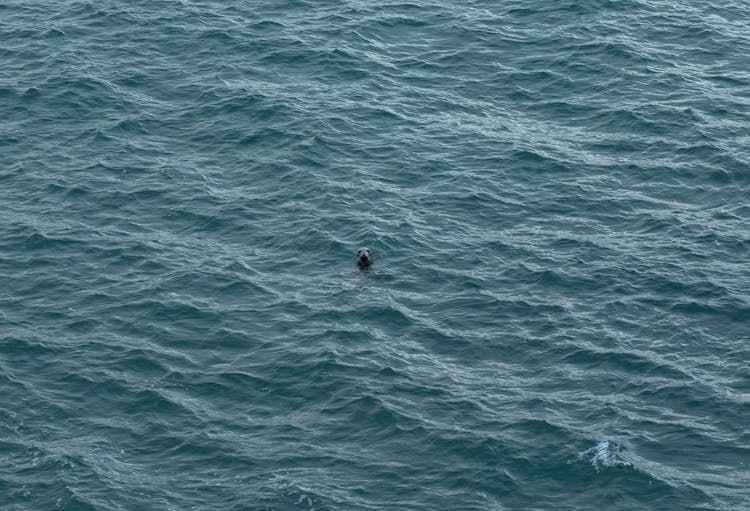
1,1,749,510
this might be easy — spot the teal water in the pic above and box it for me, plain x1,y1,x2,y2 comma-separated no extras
1,1,749,509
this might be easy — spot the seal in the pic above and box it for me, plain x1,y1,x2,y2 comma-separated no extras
356,247,372,268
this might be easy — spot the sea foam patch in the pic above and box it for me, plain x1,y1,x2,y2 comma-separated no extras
573,440,632,471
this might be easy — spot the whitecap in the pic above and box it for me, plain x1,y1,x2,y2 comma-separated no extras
575,440,632,471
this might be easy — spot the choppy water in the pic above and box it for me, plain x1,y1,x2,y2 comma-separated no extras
1,1,749,509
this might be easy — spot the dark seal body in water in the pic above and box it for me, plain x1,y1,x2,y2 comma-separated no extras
356,247,372,268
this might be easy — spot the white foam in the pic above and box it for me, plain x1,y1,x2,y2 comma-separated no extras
576,440,632,471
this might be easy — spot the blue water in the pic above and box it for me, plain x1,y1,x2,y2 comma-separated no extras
1,1,749,509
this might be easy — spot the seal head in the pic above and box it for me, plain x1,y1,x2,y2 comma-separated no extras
356,247,372,267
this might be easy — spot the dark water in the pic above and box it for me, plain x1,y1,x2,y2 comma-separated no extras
1,1,749,509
